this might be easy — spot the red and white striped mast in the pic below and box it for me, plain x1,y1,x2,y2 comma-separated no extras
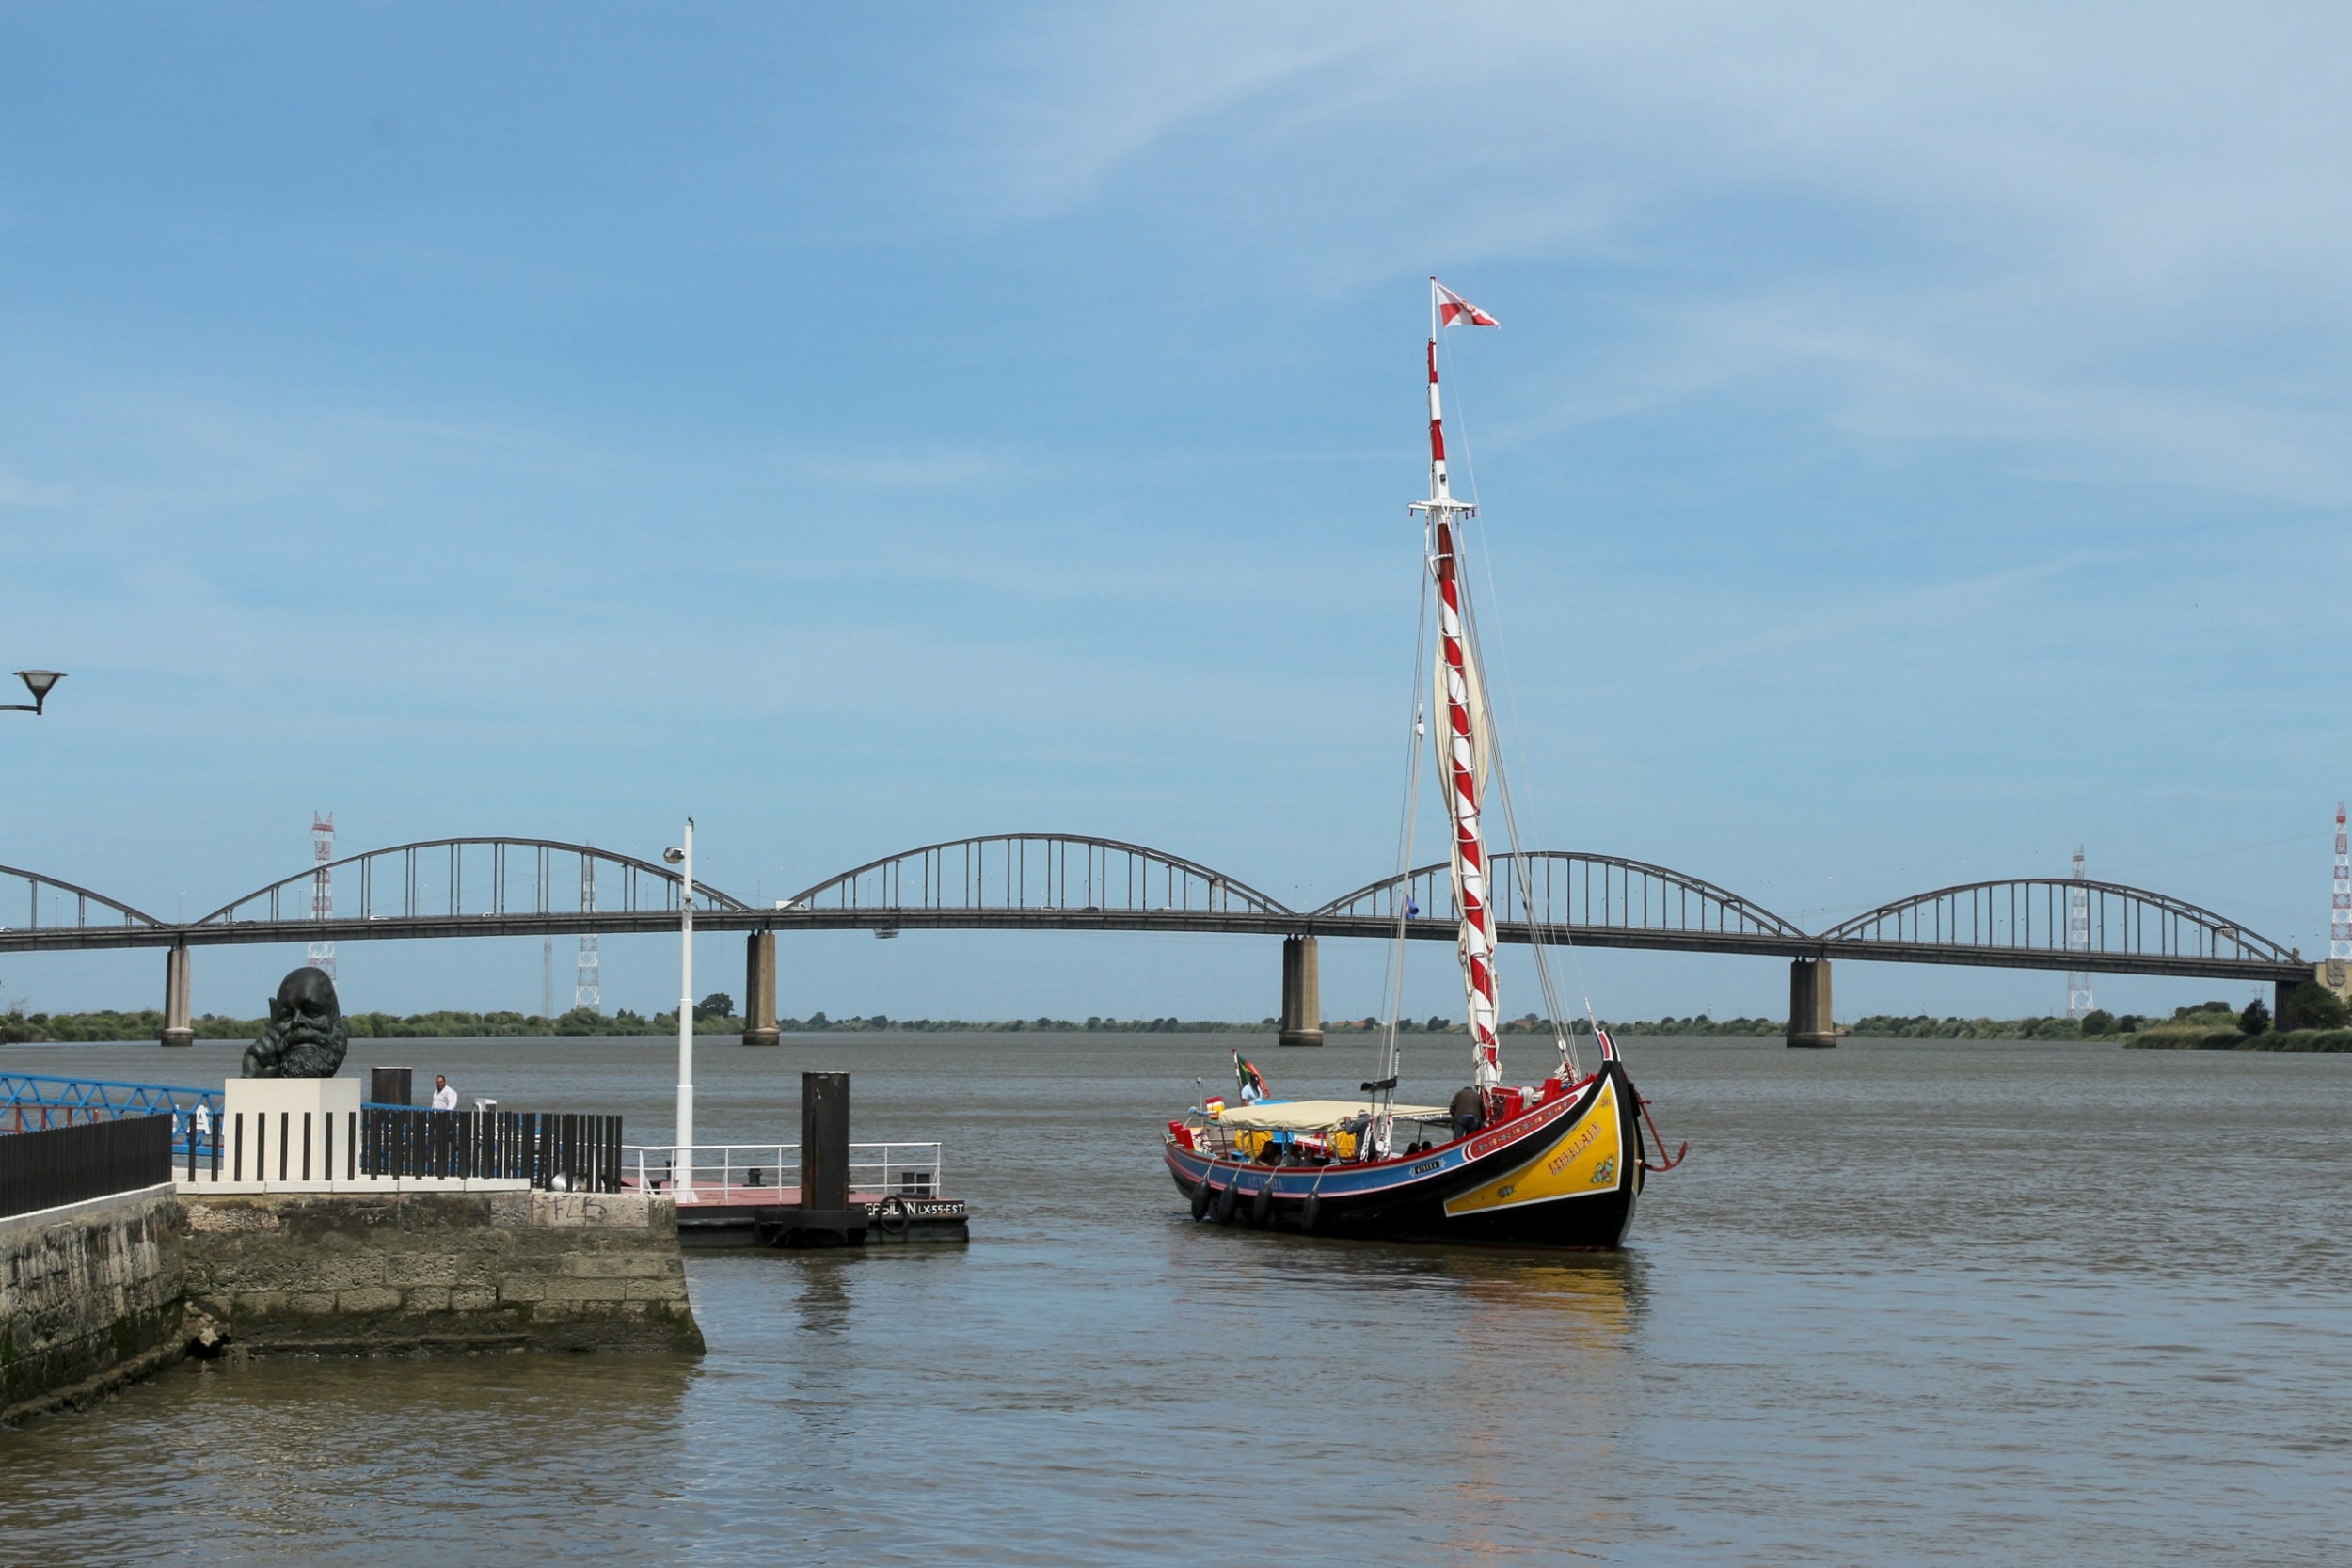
1412,278,1502,1087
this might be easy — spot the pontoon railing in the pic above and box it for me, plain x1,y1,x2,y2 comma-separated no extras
621,1142,943,1201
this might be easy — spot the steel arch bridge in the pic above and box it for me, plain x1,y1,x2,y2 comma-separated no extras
1311,852,1816,959
0,833,2312,989
0,865,165,938
1815,878,2300,976
775,833,1295,933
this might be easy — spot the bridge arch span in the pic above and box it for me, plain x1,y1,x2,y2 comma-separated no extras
1818,877,2299,971
1312,851,1808,944
194,838,750,931
782,834,1294,921
0,865,165,934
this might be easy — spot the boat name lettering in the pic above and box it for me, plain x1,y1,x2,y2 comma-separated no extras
1412,1159,1441,1175
1543,1117,1606,1177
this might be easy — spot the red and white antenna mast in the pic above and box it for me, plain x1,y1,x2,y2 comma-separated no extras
2065,847,2091,1020
2331,804,2349,963
575,852,601,1015
307,813,336,980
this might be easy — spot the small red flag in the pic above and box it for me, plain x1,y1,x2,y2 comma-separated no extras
1435,280,1499,328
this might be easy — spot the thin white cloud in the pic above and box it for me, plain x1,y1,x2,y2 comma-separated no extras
928,4,2352,505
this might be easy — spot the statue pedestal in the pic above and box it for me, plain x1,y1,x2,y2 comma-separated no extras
221,1078,361,1185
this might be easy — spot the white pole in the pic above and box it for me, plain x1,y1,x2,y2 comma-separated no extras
676,816,695,1195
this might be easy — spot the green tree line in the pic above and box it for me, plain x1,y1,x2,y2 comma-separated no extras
8,992,2345,1046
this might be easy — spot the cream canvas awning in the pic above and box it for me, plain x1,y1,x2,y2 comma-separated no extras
1211,1099,1449,1132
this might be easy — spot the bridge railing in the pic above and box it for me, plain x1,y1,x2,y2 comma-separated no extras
782,835,1292,920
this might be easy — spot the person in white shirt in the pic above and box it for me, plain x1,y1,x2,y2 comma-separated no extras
431,1074,458,1111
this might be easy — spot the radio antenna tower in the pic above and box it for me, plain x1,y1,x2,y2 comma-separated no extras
574,853,601,1015
2065,847,2092,1020
306,813,337,980
2331,804,2349,962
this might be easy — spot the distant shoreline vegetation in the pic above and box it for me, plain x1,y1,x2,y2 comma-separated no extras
2114,984,2352,1052
6,998,2344,1047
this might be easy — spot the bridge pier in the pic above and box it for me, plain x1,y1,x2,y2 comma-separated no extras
1279,936,1323,1048
742,931,780,1047
161,942,193,1048
1787,957,1835,1048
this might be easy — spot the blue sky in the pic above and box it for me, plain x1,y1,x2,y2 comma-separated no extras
3,4,2346,1028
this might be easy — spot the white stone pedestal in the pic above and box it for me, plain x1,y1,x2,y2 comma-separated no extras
220,1078,361,1185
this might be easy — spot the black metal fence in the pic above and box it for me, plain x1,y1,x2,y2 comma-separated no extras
360,1109,623,1192
0,1114,172,1220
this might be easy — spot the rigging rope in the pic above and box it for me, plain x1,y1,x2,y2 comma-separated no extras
1440,334,1602,1080
1372,562,1433,1138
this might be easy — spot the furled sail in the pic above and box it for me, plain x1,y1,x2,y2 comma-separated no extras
1433,597,1495,808
1430,520,1502,1085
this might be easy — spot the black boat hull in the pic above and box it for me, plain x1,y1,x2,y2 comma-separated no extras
1167,1061,1645,1249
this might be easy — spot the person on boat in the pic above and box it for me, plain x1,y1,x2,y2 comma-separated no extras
1234,1053,1269,1104
1449,1085,1483,1141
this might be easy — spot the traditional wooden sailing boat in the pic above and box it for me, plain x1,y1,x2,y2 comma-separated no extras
1165,280,1678,1247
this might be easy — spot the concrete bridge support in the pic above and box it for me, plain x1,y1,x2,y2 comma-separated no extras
1279,935,1324,1048
742,931,780,1047
161,942,193,1049
1787,957,1835,1048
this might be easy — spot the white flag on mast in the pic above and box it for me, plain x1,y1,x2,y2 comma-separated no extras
1434,280,1499,328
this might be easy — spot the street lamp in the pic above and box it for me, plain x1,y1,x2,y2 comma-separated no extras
3,671,64,715
662,820,695,1196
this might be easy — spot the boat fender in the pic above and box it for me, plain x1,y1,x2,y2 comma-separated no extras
1300,1192,1320,1233
1250,1183,1272,1227
1215,1180,1240,1224
1190,1179,1214,1221
875,1196,911,1237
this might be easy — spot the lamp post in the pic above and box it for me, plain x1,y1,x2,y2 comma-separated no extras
2,671,64,715
662,820,695,1196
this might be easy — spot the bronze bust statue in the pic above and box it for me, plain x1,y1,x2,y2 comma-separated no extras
243,966,350,1078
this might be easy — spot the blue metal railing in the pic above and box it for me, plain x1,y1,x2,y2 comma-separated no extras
0,1072,222,1159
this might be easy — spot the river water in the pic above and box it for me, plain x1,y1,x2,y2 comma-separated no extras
0,1032,2343,1564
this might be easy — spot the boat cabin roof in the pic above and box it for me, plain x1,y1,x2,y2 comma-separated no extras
1211,1099,1449,1132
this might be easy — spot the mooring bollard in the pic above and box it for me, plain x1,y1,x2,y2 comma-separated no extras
802,1070,850,1212
782,1070,860,1245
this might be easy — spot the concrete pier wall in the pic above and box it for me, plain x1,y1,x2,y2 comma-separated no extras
0,1185,186,1425
181,1190,704,1355
1279,936,1324,1048
1788,958,1836,1048
743,931,780,1047
160,944,193,1049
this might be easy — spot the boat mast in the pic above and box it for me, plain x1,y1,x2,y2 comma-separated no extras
1410,278,1502,1089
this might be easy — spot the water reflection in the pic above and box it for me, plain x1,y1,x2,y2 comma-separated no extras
0,1353,697,1564
790,1254,858,1338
